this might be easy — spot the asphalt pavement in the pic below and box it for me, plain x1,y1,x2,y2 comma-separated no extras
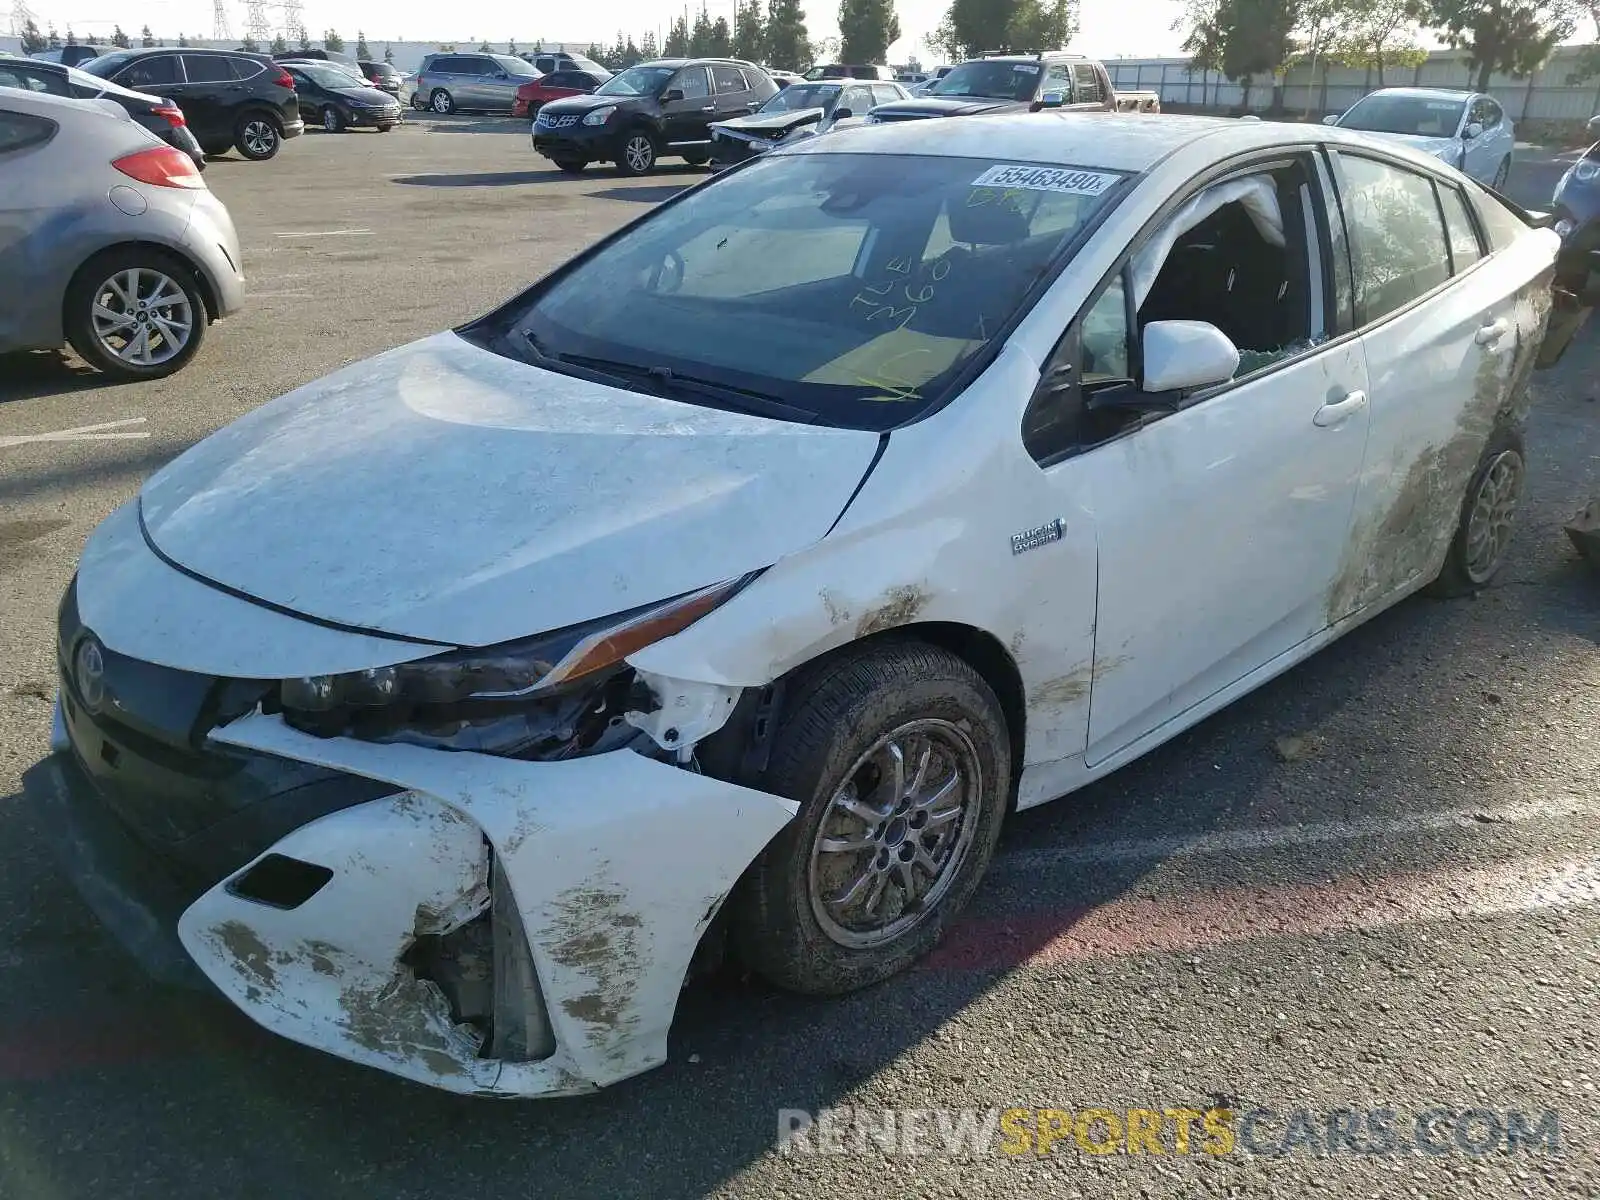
1,119,1597,1199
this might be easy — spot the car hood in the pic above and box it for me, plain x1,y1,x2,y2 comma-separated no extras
1345,129,1464,165
335,85,397,104
713,107,824,136
870,96,1018,119
136,332,883,648
540,92,636,115
1554,157,1600,223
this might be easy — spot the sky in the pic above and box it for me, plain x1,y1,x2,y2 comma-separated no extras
13,0,1191,63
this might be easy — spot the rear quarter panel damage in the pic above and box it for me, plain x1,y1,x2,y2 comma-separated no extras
182,714,796,1096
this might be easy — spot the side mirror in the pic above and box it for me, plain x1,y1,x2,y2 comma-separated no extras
1321,113,1338,125
1039,89,1066,109
661,87,684,102
1141,320,1239,392
1464,121,1484,139
832,107,853,120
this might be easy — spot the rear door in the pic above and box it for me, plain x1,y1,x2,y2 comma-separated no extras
1071,62,1108,111
1327,149,1528,619
711,64,754,119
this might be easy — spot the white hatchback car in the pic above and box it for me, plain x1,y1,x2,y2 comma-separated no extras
32,113,1588,1098
1328,86,1516,190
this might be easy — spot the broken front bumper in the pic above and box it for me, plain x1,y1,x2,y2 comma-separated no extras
39,700,794,1097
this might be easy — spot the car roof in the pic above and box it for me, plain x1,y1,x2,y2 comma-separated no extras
793,110,1397,172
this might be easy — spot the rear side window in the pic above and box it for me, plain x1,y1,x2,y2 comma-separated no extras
465,58,495,76
0,109,56,154
1072,63,1102,103
712,65,745,94
0,66,65,94
229,57,264,80
119,55,180,88
182,54,235,83
1336,153,1451,324
1439,185,1483,271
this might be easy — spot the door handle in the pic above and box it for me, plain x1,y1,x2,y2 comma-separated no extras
1475,318,1510,346
1313,389,1367,428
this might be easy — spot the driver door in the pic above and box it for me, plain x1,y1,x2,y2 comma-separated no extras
662,66,715,149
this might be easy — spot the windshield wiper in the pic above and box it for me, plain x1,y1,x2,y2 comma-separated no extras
515,330,634,390
562,354,822,423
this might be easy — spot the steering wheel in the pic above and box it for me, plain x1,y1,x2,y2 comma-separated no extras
648,249,685,294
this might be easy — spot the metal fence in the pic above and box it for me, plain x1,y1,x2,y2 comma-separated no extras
1106,45,1600,128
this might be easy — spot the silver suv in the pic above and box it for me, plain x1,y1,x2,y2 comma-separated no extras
412,52,539,114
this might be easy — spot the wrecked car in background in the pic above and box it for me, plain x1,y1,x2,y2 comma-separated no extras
708,78,910,168
27,112,1589,1097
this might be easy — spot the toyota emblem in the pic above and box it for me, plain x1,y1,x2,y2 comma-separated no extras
75,637,105,710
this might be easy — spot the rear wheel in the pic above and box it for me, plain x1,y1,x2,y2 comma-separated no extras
552,157,587,174
615,130,657,176
729,641,1011,995
1491,156,1511,190
65,248,207,381
681,150,710,166
321,105,346,133
1427,426,1526,596
234,113,281,160
430,89,455,114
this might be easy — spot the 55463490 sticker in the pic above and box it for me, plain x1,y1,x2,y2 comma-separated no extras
970,164,1121,196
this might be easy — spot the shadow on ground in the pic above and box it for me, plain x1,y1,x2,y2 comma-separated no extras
0,351,103,405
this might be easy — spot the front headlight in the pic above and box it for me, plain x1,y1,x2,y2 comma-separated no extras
1555,217,1576,239
1574,161,1600,183
281,576,748,716
582,106,616,126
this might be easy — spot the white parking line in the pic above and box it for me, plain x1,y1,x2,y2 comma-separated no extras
0,417,148,450
273,229,374,238
998,793,1597,872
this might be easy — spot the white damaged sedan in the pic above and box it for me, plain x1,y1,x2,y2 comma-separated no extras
31,113,1589,1097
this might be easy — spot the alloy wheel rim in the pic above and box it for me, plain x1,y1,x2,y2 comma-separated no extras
806,718,982,949
90,267,193,366
243,120,275,154
625,136,652,171
324,108,338,131
432,92,450,112
1464,449,1524,583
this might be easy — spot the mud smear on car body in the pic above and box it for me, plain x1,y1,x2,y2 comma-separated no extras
339,973,475,1077
856,584,930,639
1028,655,1129,707
1325,300,1542,621
547,880,645,1059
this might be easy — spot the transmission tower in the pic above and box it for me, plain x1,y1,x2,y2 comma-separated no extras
10,0,36,38
212,0,232,41
242,0,272,43
277,0,303,41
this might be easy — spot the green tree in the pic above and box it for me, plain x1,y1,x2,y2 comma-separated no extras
765,0,812,66
384,43,395,62
641,30,660,57
479,38,493,51
140,24,155,46
624,35,643,64
357,31,371,57
1429,0,1575,89
1182,0,1297,107
508,38,518,54
64,25,77,45
270,32,289,55
691,3,715,53
325,28,345,51
111,24,130,47
241,34,260,52
838,0,900,60
178,32,191,46
1332,0,1428,87
46,22,60,48
665,13,691,53
932,0,1077,61
20,17,46,52
734,0,767,60
298,26,311,51
587,41,609,66
710,15,734,53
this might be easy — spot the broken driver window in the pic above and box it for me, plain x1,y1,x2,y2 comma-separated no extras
1131,163,1327,380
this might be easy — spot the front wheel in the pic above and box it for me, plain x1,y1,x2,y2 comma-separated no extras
321,106,346,133
430,89,454,114
1491,156,1511,190
552,157,587,174
615,131,657,176
64,248,207,381
729,641,1011,995
234,114,281,160
681,151,710,166
1427,426,1526,596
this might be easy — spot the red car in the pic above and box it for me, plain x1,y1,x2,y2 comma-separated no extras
511,69,607,118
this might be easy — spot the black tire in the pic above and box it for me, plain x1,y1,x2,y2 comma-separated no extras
615,130,658,176
681,151,710,166
729,640,1011,995
199,141,231,157
233,112,282,160
1427,424,1526,597
429,88,454,115
321,105,347,133
64,247,208,381
377,123,394,132
552,157,587,174
410,93,426,110
1492,155,1511,190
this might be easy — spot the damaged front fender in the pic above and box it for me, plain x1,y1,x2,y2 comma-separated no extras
180,714,796,1097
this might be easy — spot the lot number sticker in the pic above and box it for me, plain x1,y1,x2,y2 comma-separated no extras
970,164,1120,196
